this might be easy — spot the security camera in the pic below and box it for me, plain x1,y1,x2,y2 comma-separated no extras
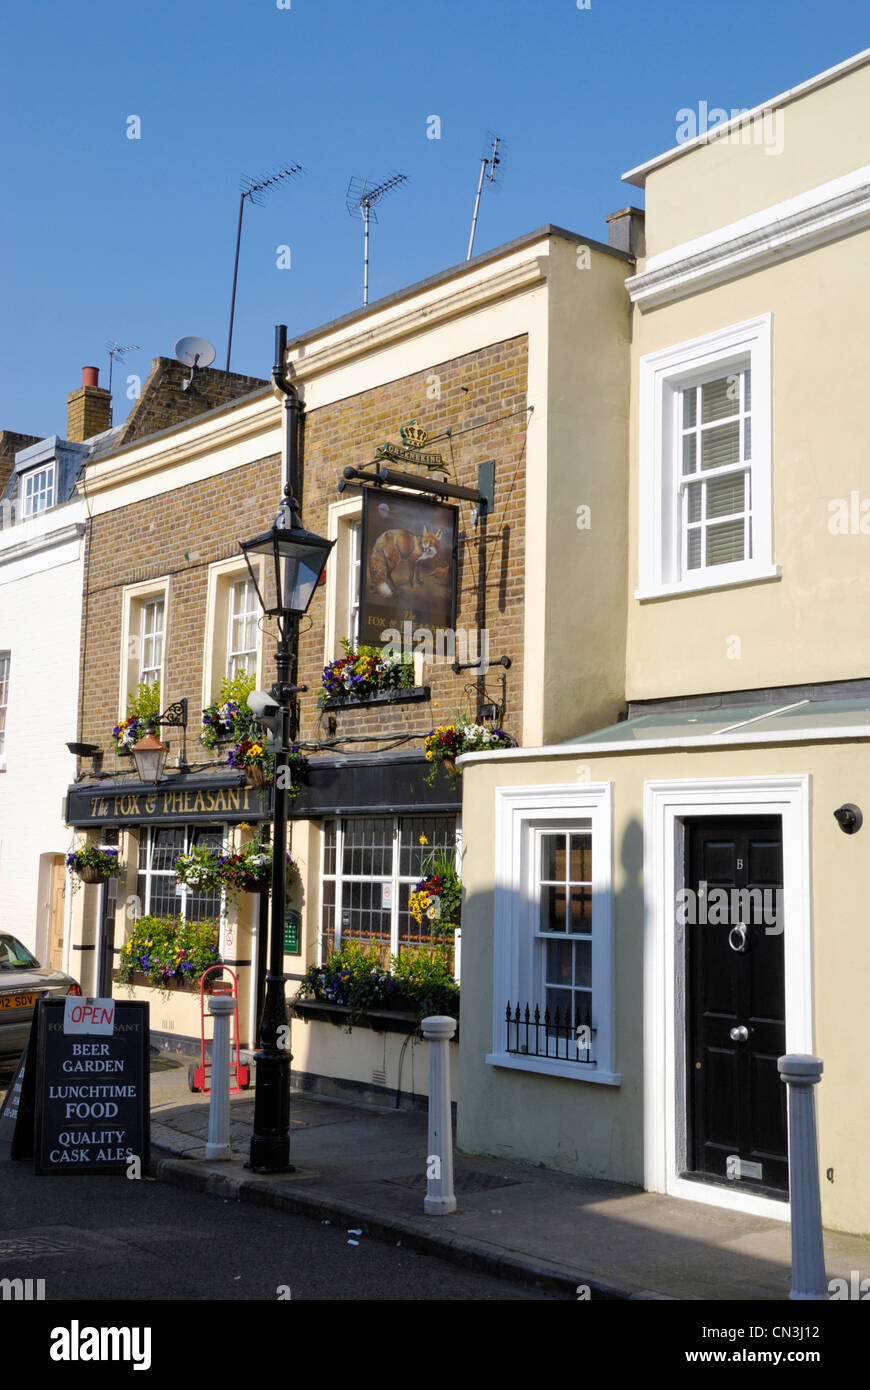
833,803,863,834
247,689,279,719
247,688,283,752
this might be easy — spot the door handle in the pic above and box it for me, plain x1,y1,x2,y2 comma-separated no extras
730,1025,749,1043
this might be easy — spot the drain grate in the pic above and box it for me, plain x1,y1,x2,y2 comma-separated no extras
0,1237,81,1260
381,1169,522,1195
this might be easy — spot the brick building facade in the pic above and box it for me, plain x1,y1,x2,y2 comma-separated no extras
64,224,632,1101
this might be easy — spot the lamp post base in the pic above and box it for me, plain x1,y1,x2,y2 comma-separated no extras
247,1047,294,1174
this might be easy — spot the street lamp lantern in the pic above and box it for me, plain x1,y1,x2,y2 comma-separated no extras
240,498,334,620
239,379,334,1173
130,731,169,784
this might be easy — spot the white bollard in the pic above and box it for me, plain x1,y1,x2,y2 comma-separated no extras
778,1054,827,1300
205,995,237,1161
422,1015,457,1216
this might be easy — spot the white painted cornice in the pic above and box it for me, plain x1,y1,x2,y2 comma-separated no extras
622,46,870,186
0,520,86,569
626,164,870,308
81,395,280,500
289,258,549,381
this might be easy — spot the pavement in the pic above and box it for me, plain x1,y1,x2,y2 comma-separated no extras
147,1055,870,1301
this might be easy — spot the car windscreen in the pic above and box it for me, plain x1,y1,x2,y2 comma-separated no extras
0,934,40,970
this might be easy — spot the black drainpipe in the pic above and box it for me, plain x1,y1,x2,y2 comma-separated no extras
271,324,303,516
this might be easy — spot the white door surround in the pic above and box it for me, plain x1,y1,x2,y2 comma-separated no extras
643,775,812,1220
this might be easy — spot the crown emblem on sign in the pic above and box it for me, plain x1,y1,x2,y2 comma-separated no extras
400,420,428,450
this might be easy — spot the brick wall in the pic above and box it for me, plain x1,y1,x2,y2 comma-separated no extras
116,359,267,447
0,430,41,498
79,335,528,770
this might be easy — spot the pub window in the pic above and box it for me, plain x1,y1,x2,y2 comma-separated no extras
320,814,459,962
227,576,259,678
120,578,170,716
139,597,165,686
201,558,264,705
322,498,363,663
136,824,225,922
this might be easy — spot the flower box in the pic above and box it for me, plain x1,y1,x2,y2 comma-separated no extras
320,685,430,712
115,969,224,994
292,998,424,1035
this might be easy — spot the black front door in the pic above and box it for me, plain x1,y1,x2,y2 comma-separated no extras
684,817,788,1196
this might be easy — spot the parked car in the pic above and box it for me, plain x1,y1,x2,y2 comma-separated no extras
0,933,82,1063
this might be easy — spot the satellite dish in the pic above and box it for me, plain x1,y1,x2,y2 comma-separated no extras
174,336,216,369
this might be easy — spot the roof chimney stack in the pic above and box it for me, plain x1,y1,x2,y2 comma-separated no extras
605,207,646,259
67,366,112,441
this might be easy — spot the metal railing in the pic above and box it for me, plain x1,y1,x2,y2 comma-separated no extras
505,1001,594,1063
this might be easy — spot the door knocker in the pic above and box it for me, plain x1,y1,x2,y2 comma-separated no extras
728,923,749,953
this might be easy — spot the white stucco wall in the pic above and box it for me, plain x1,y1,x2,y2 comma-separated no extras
0,500,86,956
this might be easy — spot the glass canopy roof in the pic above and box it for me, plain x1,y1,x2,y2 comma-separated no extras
569,698,870,745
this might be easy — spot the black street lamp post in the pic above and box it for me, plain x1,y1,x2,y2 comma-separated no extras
239,326,334,1173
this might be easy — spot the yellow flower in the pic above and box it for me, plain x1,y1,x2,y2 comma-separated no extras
419,835,428,845
425,751,433,761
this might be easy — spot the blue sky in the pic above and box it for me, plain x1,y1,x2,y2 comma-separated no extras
2,1,867,438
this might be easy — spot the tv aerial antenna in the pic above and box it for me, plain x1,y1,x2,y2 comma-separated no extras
467,132,505,260
346,172,409,306
226,163,304,372
175,336,216,392
104,341,140,404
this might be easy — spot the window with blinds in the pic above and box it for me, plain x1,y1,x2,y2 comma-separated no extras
679,369,751,573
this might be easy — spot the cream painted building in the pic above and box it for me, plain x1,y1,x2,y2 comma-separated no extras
457,47,870,1238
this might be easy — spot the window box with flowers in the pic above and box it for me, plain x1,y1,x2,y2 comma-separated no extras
424,720,514,783
319,641,423,710
294,940,459,1034
113,681,161,755
115,915,221,991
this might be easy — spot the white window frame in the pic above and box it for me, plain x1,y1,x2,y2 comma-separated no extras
139,596,165,686
320,814,461,961
0,651,9,769
636,314,778,600
118,578,170,720
136,822,228,926
22,463,55,517
201,556,265,707
322,496,363,663
487,783,619,1085
226,575,259,679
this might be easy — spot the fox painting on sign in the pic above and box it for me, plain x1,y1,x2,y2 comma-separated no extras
358,489,458,648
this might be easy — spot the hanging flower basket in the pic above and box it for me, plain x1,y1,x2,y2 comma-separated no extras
78,864,106,884
215,840,295,903
66,843,123,885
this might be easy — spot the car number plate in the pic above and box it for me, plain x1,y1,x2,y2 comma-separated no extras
0,992,38,1010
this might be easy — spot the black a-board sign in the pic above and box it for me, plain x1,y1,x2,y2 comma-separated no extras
2,997,149,1175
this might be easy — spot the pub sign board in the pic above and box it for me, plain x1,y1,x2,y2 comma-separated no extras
34,997,150,1176
359,489,458,650
66,774,271,828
